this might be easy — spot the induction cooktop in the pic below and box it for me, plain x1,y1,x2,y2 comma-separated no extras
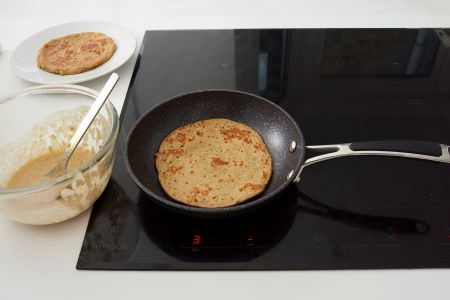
77,29,450,270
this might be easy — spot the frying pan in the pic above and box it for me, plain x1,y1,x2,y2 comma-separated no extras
125,90,450,218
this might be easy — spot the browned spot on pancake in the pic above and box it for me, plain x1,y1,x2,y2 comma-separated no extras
166,148,184,156
51,57,65,65
220,127,251,141
244,137,252,144
239,160,244,166
190,187,200,197
166,165,183,175
80,42,99,52
262,171,268,179
189,186,210,200
254,143,267,153
211,157,229,167
64,49,74,57
239,183,264,192
176,132,187,143
196,130,204,136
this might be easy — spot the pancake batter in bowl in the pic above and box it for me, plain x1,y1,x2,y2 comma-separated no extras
6,147,93,188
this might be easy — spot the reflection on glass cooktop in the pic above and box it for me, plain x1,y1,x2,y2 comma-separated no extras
77,29,450,270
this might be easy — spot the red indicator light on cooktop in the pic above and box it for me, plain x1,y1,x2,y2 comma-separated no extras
192,234,201,246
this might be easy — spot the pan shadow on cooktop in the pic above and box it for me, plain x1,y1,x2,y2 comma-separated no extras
78,178,430,268
138,183,430,263
138,187,297,262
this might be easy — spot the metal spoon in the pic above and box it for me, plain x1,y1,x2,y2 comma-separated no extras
46,73,119,178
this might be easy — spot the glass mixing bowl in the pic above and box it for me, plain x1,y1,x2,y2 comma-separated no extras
0,85,119,225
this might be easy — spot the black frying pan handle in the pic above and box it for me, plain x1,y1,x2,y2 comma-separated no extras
349,140,443,156
302,140,450,172
295,189,429,234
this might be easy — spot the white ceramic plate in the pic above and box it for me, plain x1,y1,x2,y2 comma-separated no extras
11,21,136,84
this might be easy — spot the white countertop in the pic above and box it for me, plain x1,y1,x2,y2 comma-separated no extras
1,1,450,299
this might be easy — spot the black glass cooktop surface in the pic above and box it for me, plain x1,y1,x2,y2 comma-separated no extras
77,29,450,270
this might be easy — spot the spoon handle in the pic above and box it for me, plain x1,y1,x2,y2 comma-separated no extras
63,73,119,170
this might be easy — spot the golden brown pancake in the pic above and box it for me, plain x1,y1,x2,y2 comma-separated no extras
155,118,272,208
37,32,116,75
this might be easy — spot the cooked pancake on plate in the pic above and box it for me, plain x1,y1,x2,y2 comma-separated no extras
37,32,116,75
155,118,272,208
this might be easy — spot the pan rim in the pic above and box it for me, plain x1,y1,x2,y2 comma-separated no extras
124,89,305,215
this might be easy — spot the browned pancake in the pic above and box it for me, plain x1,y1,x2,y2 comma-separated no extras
155,118,272,208
37,32,116,75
